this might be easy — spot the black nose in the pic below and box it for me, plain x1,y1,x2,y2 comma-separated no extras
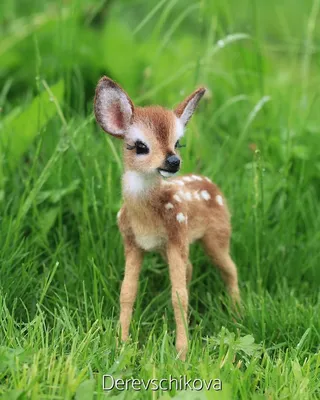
165,155,181,172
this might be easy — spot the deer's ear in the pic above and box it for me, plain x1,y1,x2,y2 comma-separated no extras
174,87,206,126
94,76,134,138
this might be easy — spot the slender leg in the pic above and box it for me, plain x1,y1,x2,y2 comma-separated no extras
167,244,189,360
186,260,193,285
119,240,143,341
202,232,240,305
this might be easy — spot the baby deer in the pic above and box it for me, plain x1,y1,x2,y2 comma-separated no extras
94,76,240,360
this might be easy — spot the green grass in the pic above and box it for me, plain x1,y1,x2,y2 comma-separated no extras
1,0,320,398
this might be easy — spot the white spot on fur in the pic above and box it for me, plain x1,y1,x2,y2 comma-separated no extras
173,194,182,203
184,192,192,201
201,190,211,201
205,177,211,182
192,175,203,181
123,171,158,197
182,176,193,182
216,195,224,205
176,212,187,223
117,209,122,220
194,191,201,201
165,202,174,210
175,180,185,186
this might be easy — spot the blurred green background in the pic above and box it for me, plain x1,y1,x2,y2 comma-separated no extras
0,0,320,398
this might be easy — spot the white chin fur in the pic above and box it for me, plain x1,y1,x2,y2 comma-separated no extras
159,170,177,178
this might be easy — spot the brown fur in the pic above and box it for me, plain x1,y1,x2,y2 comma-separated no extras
134,106,175,150
94,76,240,361
123,106,178,173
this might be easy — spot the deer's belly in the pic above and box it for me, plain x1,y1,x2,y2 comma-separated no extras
135,233,166,251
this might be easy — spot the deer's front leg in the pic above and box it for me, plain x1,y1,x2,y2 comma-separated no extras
167,242,189,360
119,238,143,342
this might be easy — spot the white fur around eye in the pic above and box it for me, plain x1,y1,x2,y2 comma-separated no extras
127,125,149,146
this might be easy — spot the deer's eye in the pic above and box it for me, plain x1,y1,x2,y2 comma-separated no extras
135,140,149,155
175,140,186,149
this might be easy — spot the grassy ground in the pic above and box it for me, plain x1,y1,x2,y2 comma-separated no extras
1,0,320,398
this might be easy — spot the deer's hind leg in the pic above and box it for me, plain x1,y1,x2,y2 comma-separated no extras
201,229,240,305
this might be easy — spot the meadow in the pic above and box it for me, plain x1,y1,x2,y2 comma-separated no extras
0,0,320,398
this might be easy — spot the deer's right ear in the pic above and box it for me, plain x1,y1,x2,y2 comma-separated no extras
94,76,134,138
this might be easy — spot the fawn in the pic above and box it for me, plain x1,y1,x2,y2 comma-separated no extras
94,76,240,360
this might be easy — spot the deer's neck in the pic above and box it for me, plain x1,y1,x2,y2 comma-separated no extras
122,170,162,203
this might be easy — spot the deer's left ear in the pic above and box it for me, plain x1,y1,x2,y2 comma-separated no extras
174,87,206,126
